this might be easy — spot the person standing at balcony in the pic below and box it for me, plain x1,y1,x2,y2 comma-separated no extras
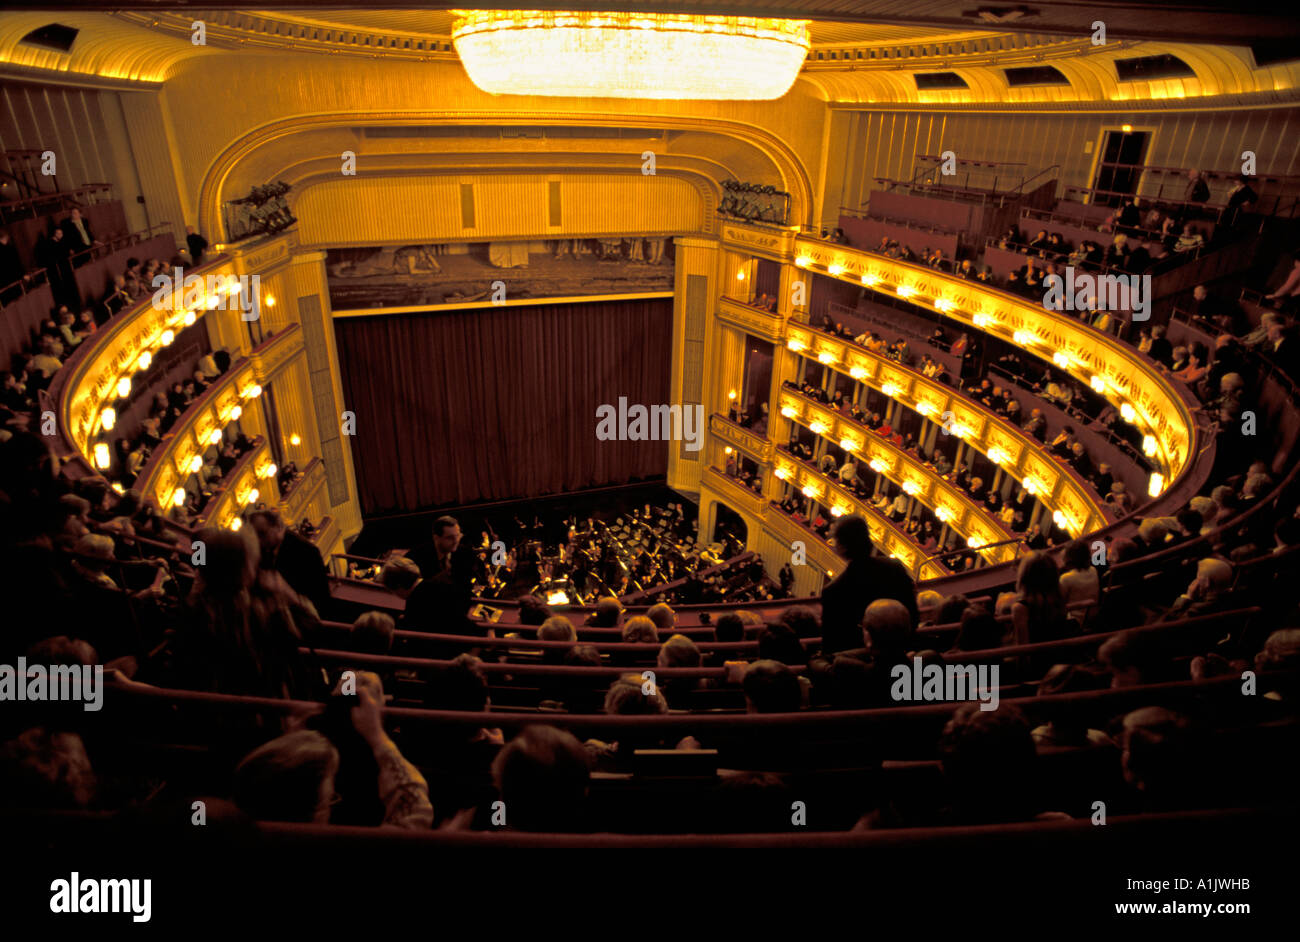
820,514,918,655
37,225,78,311
249,509,330,616
60,208,97,255
187,226,210,266
0,230,25,302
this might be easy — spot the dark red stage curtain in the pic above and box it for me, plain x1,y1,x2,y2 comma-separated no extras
335,298,674,514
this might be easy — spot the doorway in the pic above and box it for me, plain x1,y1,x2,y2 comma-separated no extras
1092,129,1151,206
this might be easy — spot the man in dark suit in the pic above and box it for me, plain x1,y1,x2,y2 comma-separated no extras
187,226,210,265
404,515,477,630
249,509,330,615
61,208,96,254
37,226,78,310
820,515,918,655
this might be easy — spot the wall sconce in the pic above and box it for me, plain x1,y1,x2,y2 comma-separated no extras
839,438,857,452
895,285,915,299
1148,472,1165,497
1052,352,1071,369
786,338,807,352
116,376,131,399
230,517,243,531
881,382,901,397
987,446,1009,465
171,487,186,507
183,310,197,326
1119,402,1137,423
967,535,986,549
826,263,844,276
817,351,836,365
136,351,152,372
934,298,954,313
801,484,819,498
780,405,797,419
831,505,845,517
241,384,263,399
935,506,954,523
773,467,789,480
809,420,828,435
861,273,879,287
1090,375,1107,393
1142,435,1157,457
794,256,811,268
160,329,175,347
902,480,920,496
289,433,301,446
972,313,992,328
93,442,111,470
723,446,733,455
1013,329,1034,346
869,458,888,473
208,429,223,445
187,454,203,474
100,407,116,431
849,366,868,380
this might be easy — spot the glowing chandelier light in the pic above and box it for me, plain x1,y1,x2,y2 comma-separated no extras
450,11,811,100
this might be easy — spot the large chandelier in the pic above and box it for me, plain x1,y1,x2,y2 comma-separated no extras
451,11,811,100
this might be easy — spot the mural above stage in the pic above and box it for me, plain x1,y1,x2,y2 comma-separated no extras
325,238,676,310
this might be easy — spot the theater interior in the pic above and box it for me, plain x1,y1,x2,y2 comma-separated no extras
1,0,1298,923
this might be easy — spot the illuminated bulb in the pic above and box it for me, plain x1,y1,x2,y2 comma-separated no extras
227,405,243,422
207,295,221,310
1119,402,1137,423
1024,478,1040,496
801,484,818,498
242,385,262,399
1053,510,1068,528
952,423,971,440
780,406,797,419
831,505,845,517
1013,330,1034,346
728,390,737,400
136,351,152,372
187,455,203,473
208,429,223,445
773,467,789,480
809,421,828,435
786,338,807,352
827,263,844,276
265,296,276,309
934,298,954,313
100,407,116,431
849,366,867,380
902,480,920,496
916,402,936,417
988,447,1009,466
230,518,243,532
935,506,954,523
246,488,259,505
1148,472,1165,498
1090,376,1107,393
724,446,733,455
967,535,986,549
110,482,125,495
818,351,836,365
880,382,900,398
973,313,992,328
1142,435,1157,457
184,311,197,326
116,376,131,399
736,271,746,280
861,273,879,287
1052,352,1071,369
795,257,811,268
896,285,915,299
289,434,301,446
160,329,175,347
869,459,887,473
839,438,856,452
172,488,186,508
92,442,111,470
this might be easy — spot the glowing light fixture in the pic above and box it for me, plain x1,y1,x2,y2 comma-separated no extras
171,488,186,508
289,433,301,446
230,518,243,532
208,429,223,445
1052,352,1071,369
972,313,992,328
1142,434,1158,457
934,298,955,313
187,455,203,474
136,351,152,372
967,535,986,549
724,446,733,455
780,405,797,419
902,480,920,496
116,376,131,399
1148,472,1165,498
786,337,806,352
1053,510,1068,528
935,506,954,523
916,402,937,417
817,351,836,365
849,366,868,380
827,263,844,276
728,389,737,400
451,11,811,100
183,310,197,327
801,484,820,501
861,273,879,287
773,466,789,480
794,256,811,269
241,384,263,399
226,405,243,422
546,590,570,606
93,442,111,470
110,482,125,495
1119,402,1137,423
839,438,856,452
988,446,1009,466
246,488,259,505
1013,329,1035,346
160,329,175,347
869,459,887,473
1024,477,1042,496
736,270,746,281
809,420,828,435
100,407,116,432
831,505,845,517
880,382,901,398
1090,375,1107,393
896,285,915,299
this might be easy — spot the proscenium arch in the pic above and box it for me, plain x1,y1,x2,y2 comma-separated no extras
196,112,817,241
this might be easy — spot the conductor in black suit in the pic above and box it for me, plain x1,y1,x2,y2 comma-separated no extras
249,508,330,615
820,514,919,655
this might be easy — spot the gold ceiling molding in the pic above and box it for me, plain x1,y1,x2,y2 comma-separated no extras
194,112,816,242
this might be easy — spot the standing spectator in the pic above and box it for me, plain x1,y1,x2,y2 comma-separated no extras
187,226,210,266
820,515,918,654
248,508,330,615
60,208,96,254
0,230,24,302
